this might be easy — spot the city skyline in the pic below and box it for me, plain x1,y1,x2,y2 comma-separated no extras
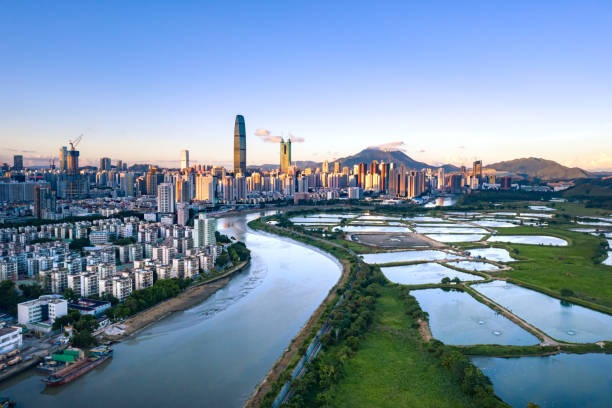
1,2,611,170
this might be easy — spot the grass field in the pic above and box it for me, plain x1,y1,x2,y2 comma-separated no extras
487,226,612,309
325,286,505,408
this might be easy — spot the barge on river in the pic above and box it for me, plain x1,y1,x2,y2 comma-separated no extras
43,346,112,386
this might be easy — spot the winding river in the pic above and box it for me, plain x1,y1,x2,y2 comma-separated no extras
0,212,342,407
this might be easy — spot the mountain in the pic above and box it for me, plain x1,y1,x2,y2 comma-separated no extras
485,157,592,180
334,148,457,171
256,149,455,171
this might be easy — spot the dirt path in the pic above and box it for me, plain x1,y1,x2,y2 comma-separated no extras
417,319,433,342
243,259,351,408
103,260,249,341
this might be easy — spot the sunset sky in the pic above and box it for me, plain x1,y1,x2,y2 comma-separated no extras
1,1,611,170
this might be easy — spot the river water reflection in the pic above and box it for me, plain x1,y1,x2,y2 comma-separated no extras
0,212,341,408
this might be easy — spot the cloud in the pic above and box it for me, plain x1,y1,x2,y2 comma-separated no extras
254,129,305,143
288,133,305,143
254,129,270,137
418,149,426,153
5,148,37,154
458,145,465,149
368,141,406,152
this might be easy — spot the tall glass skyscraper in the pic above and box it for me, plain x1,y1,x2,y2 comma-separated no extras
234,115,246,175
280,138,291,173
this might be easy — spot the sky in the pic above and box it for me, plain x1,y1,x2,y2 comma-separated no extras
1,1,611,171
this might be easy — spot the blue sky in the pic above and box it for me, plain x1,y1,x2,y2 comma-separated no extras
1,1,611,170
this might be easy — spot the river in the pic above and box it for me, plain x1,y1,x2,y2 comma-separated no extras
0,212,342,407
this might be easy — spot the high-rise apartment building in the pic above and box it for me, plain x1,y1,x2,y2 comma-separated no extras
233,115,246,175
33,185,56,218
322,160,329,173
195,174,216,203
146,168,160,196
120,173,135,196
180,150,189,170
176,179,190,203
13,155,23,171
333,161,341,174
280,138,292,173
99,157,111,171
193,213,217,247
157,183,175,213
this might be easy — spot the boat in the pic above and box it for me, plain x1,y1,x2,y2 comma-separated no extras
43,346,112,387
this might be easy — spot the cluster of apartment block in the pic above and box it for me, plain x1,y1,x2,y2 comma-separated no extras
1,214,219,303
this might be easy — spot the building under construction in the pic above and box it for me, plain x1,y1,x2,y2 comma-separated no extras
58,135,88,199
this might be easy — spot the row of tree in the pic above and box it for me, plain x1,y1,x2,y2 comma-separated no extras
278,262,385,407
105,277,193,319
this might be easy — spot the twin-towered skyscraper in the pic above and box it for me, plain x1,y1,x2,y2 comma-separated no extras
234,115,246,175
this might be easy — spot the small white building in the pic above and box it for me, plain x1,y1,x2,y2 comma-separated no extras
17,296,68,327
0,327,23,353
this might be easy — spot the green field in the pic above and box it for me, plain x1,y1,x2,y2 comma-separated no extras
325,286,506,408
486,226,612,310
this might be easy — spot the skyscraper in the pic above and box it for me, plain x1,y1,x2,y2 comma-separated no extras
157,183,175,213
473,160,482,179
180,150,189,170
195,174,216,204
280,138,292,173
13,155,23,171
59,146,68,171
233,115,246,175
193,213,217,247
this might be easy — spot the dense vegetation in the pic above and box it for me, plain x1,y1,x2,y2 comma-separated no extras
215,241,250,268
0,281,45,316
215,231,232,244
317,286,506,408
112,237,136,246
456,190,555,206
69,237,91,251
105,277,193,319
51,309,99,348
561,178,612,208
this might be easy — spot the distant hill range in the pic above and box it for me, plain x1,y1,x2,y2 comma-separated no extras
562,178,612,205
258,148,458,172
485,157,592,180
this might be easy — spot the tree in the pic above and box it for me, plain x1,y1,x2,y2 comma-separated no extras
560,288,574,297
69,237,91,251
0,281,20,316
18,283,44,299
441,277,451,284
71,331,97,348
215,231,231,244
215,251,230,267
63,288,79,302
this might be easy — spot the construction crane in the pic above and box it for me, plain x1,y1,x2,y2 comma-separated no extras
69,134,83,152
